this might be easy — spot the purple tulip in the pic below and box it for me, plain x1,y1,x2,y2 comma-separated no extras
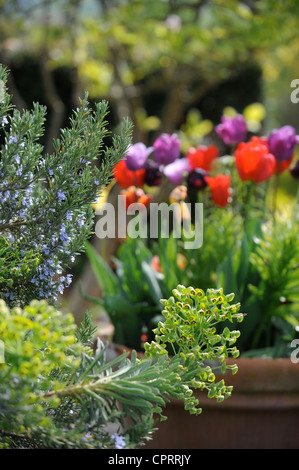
268,125,299,161
215,114,247,146
163,158,190,185
153,133,180,165
144,159,163,186
125,143,153,170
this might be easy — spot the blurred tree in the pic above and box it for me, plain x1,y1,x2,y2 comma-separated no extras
1,0,299,145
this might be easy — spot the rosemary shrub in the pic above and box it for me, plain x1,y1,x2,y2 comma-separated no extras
0,65,131,307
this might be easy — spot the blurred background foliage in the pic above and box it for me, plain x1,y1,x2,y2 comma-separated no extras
0,0,298,319
1,0,298,145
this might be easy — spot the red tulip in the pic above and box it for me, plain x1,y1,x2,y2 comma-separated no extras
205,174,231,208
187,145,219,171
113,160,145,188
234,138,276,183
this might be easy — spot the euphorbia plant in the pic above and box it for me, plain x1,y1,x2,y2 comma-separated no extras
144,285,244,410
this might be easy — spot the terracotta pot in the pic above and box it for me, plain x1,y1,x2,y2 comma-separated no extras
143,357,299,449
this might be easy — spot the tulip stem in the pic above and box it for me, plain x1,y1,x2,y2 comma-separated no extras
272,163,281,226
263,179,269,218
244,181,254,229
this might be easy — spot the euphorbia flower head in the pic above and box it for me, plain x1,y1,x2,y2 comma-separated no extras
234,138,276,183
268,125,299,161
186,145,219,171
113,160,145,188
205,174,231,208
163,158,190,185
215,114,247,146
125,142,153,170
153,133,180,165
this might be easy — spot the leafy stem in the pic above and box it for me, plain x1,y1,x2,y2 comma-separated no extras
272,162,281,225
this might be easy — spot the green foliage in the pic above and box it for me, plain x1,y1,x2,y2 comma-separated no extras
179,207,243,291
216,209,299,357
0,286,243,448
152,233,187,295
248,215,299,355
83,238,164,350
0,236,40,294
0,299,87,448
